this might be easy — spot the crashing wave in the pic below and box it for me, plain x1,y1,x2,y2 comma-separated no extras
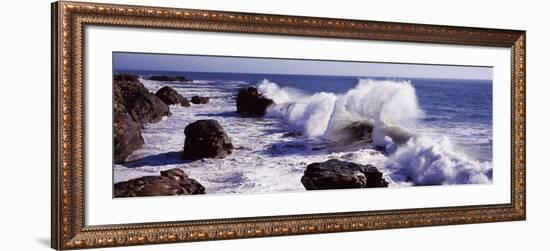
259,78,422,144
388,136,492,185
258,78,492,185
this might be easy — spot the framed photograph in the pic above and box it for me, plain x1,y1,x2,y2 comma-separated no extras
51,1,526,249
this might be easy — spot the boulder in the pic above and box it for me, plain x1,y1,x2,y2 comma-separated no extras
114,168,205,197
236,87,274,116
301,159,388,190
180,98,191,107
155,86,186,105
362,165,389,188
338,122,373,142
115,76,171,124
149,75,192,82
190,96,209,104
182,120,234,160
113,84,144,163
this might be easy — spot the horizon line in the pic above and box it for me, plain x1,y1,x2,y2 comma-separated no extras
113,69,493,82
113,51,493,81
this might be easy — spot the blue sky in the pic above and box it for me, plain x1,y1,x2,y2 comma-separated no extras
113,52,492,80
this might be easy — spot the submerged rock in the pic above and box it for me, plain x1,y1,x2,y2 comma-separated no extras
236,87,274,116
113,85,144,164
301,159,388,190
149,75,192,82
114,168,205,197
190,96,209,104
155,86,187,105
182,120,234,160
115,76,171,124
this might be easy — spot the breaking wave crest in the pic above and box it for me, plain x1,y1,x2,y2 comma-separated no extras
259,78,422,144
258,78,492,185
389,136,492,185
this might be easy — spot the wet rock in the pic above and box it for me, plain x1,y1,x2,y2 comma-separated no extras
311,146,326,151
114,168,205,197
362,165,389,188
329,121,373,142
155,86,186,105
236,87,274,116
149,75,192,82
182,120,234,160
282,131,302,138
301,159,388,190
114,75,171,124
190,96,209,104
180,98,191,107
344,122,373,141
113,84,144,164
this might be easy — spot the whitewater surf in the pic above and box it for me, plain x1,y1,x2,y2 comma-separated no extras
114,74,492,194
260,78,492,186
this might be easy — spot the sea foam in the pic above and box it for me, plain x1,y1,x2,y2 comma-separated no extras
388,136,492,185
259,78,492,185
260,78,423,143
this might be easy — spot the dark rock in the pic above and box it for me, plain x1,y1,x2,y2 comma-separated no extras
282,131,302,138
362,165,389,188
114,168,205,197
190,96,209,104
113,84,144,164
339,122,373,142
236,87,274,116
155,86,186,105
112,74,172,163
301,159,388,190
114,73,139,82
311,146,326,151
149,75,192,82
114,75,171,124
182,120,234,160
180,98,191,107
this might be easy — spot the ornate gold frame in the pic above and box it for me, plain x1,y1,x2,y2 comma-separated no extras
51,1,526,250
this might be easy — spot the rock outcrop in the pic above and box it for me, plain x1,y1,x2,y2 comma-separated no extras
190,96,209,104
113,86,144,164
112,73,172,163
116,78,171,124
149,75,192,82
155,86,188,106
114,168,205,197
182,120,234,160
301,159,388,190
236,87,274,116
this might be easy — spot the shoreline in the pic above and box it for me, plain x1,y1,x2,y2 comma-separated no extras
113,73,493,197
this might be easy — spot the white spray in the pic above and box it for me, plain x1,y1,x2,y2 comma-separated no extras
258,78,492,185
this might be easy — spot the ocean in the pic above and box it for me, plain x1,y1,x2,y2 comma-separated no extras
113,70,493,193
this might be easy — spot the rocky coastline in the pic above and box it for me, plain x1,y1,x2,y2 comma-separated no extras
113,74,393,197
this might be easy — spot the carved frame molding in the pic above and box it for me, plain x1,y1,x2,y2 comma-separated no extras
51,1,526,249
